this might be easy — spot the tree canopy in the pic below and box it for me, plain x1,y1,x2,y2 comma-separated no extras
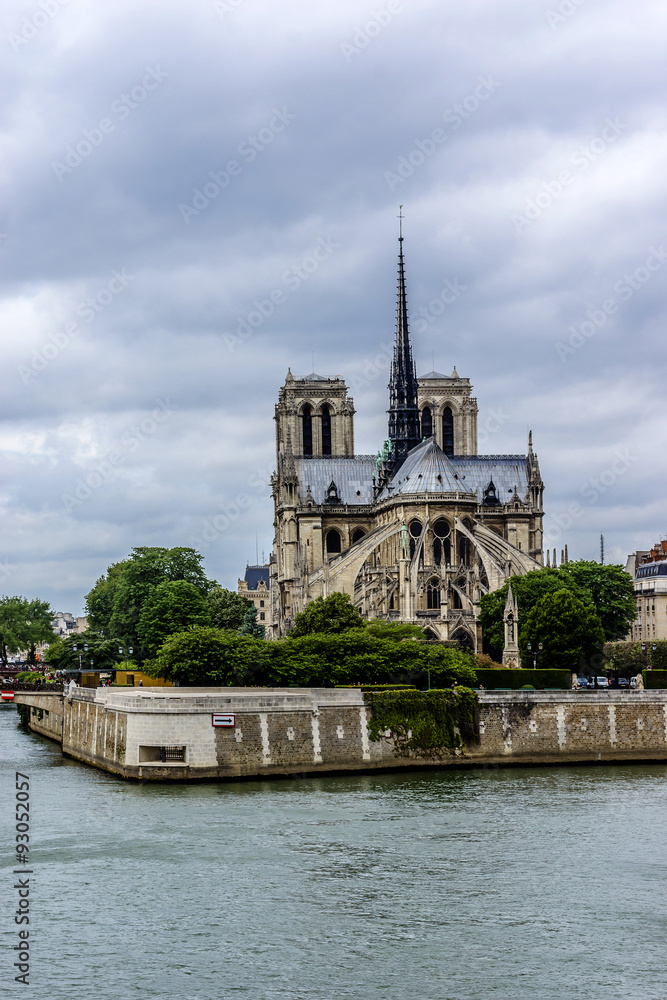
289,593,365,637
0,596,53,666
85,547,215,659
479,562,635,660
207,586,253,630
44,630,122,671
519,588,605,672
136,580,212,657
238,604,265,639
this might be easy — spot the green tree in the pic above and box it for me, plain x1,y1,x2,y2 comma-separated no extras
289,593,365,637
603,641,644,676
207,586,252,630
479,562,633,660
85,547,215,658
557,561,635,640
0,595,53,666
136,580,212,657
239,605,265,639
519,589,605,672
44,630,121,671
147,627,269,686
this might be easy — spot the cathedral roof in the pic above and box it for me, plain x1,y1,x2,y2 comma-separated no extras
294,456,376,505
453,456,529,501
299,372,329,381
378,437,464,498
418,370,450,379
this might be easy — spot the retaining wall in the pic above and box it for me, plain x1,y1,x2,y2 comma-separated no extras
13,687,667,780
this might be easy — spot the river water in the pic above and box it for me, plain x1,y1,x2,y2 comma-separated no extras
1,707,666,1000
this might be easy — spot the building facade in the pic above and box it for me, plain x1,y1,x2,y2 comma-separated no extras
626,540,667,642
238,565,272,632
270,229,545,649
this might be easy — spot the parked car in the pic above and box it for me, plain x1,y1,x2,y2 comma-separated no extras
617,677,630,688
630,676,638,688
576,676,590,688
594,676,609,689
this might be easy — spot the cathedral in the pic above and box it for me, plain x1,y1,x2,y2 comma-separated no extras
269,225,545,649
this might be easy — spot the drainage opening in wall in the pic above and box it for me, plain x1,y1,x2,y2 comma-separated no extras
139,745,187,764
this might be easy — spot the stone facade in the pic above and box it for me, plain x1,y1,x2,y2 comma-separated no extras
626,540,667,642
15,688,667,780
270,234,545,648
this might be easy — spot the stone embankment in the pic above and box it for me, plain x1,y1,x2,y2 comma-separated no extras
13,687,667,780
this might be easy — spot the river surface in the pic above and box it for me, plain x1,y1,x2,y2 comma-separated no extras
1,707,666,1000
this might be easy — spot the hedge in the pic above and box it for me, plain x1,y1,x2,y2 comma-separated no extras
642,670,667,689
476,668,571,690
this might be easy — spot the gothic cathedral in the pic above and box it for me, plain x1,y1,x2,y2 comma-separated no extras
269,225,545,648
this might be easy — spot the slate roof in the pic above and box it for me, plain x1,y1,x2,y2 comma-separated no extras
377,437,462,498
244,565,270,589
299,372,329,381
295,457,376,505
418,370,450,379
453,456,529,501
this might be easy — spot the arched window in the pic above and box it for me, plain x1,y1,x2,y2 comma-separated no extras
409,519,421,560
325,529,341,554
321,404,332,456
421,406,432,439
451,588,462,610
302,405,313,456
352,528,366,544
459,536,471,567
442,406,454,456
427,578,440,610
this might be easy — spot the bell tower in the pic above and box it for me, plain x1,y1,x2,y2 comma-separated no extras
274,370,355,462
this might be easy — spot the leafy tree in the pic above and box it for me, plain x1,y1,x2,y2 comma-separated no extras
207,586,252,630
364,620,425,641
479,562,634,660
238,605,265,639
136,580,212,657
0,596,53,666
85,547,215,658
519,589,605,672
557,561,635,641
44,630,122,671
147,627,269,686
289,593,365,637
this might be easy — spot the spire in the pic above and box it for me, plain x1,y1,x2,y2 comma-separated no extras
387,207,421,470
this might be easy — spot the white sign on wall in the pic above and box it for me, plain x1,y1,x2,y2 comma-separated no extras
211,713,235,728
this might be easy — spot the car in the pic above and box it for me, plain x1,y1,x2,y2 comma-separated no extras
617,677,630,688
594,676,609,689
576,676,590,688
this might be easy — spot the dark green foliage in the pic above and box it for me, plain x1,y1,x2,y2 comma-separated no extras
364,688,479,755
17,704,30,729
519,589,605,672
238,605,265,639
147,626,270,686
475,668,572,690
289,593,364,637
44,630,123,670
85,547,214,659
604,641,645,675
0,596,53,666
642,670,667,689
558,561,635,641
479,562,635,660
648,641,667,671
137,580,212,657
207,587,252,630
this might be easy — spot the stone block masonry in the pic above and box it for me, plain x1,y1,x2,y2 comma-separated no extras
13,688,667,781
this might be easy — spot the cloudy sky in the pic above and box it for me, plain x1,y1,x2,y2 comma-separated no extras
1,0,665,616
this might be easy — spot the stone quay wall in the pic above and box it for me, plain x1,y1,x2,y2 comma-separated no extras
13,688,667,780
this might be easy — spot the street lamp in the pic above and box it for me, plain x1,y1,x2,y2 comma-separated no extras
526,642,543,669
72,643,88,670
